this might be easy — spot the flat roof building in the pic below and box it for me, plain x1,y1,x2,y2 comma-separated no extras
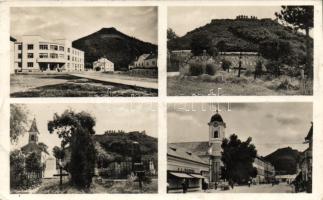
13,35,84,73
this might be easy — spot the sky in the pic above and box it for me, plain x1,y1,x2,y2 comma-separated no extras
168,6,284,37
11,7,158,44
168,103,313,156
12,103,158,156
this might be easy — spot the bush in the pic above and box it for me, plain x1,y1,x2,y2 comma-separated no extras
206,63,216,75
221,59,232,71
266,61,281,77
189,63,204,76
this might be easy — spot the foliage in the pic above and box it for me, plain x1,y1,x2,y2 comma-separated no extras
167,28,178,41
275,6,313,31
38,142,49,154
216,40,227,53
259,39,291,61
189,63,204,76
275,6,313,79
48,110,96,188
190,32,216,56
25,152,42,173
95,66,101,71
265,60,281,77
10,150,42,190
221,134,258,184
205,63,216,75
95,131,158,160
221,59,232,71
10,104,29,144
53,146,65,160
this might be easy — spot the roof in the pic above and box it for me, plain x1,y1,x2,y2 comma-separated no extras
305,123,313,141
170,141,210,157
145,54,157,60
21,143,41,154
10,36,16,42
168,144,208,165
210,112,224,123
29,118,40,133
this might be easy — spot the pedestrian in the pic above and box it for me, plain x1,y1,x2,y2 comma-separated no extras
182,179,188,193
248,180,251,187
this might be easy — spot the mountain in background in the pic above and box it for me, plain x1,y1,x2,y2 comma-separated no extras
72,27,157,70
168,18,312,61
93,130,157,161
264,147,301,175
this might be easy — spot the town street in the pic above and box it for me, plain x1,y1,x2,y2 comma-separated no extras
212,183,294,193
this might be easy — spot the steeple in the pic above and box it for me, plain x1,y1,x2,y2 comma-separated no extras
28,118,39,144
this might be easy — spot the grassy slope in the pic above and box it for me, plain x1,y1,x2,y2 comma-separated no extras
168,18,311,59
167,74,313,96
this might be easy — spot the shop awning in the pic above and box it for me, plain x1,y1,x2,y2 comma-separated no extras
189,174,206,179
170,172,193,178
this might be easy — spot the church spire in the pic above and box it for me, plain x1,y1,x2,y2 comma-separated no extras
28,117,39,144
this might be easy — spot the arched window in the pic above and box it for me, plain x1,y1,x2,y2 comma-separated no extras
213,130,219,138
30,135,35,141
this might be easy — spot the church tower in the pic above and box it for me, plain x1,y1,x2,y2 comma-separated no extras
28,118,39,144
208,110,226,183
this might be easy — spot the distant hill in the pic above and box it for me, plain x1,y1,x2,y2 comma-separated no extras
93,130,157,159
168,18,312,61
265,147,301,175
72,28,157,70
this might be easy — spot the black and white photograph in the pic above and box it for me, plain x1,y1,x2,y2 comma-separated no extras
10,103,158,193
167,6,313,96
167,103,312,193
10,7,158,97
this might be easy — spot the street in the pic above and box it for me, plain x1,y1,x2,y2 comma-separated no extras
212,182,294,193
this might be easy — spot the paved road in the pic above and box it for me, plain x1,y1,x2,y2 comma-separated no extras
213,183,294,193
71,72,158,90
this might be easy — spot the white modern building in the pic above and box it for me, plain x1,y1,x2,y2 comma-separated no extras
13,35,84,73
93,57,114,72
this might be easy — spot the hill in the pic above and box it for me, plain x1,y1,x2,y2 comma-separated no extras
72,27,157,70
264,147,301,175
93,130,157,160
168,18,312,62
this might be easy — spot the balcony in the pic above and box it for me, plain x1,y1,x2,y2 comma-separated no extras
37,57,66,63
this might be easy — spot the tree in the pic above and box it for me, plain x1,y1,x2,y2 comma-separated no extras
167,28,178,41
216,40,227,54
275,6,313,79
48,110,96,188
53,146,65,160
10,104,29,144
221,134,258,184
38,142,49,154
10,150,26,188
190,33,215,56
25,152,42,173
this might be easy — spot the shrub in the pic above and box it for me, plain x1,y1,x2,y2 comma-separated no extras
221,59,232,71
266,61,281,77
206,63,216,75
189,63,204,76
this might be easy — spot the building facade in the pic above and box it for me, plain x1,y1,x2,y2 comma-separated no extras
10,37,16,74
131,53,157,69
298,123,312,192
252,156,275,184
13,35,84,73
167,145,209,192
93,57,114,72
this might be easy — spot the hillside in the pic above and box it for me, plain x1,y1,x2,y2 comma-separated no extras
168,18,312,61
265,147,301,175
72,27,157,70
93,130,157,159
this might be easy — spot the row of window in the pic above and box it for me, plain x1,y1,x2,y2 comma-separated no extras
135,60,156,67
17,53,82,60
18,62,84,70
